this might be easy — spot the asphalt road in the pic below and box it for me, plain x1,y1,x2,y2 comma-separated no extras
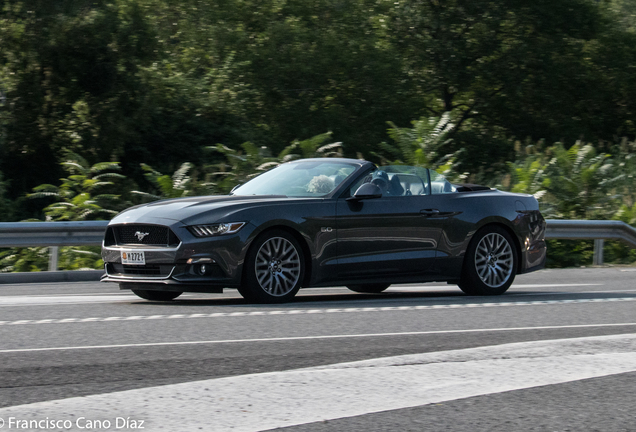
0,267,635,431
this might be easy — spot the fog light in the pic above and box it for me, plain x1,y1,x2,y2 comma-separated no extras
198,264,207,275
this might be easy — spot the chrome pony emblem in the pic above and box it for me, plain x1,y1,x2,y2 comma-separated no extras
135,231,150,241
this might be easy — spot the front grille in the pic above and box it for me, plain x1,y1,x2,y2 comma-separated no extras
108,225,180,246
108,263,175,276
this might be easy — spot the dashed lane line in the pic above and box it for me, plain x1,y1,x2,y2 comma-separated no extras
386,283,603,291
1,322,636,354
0,297,634,328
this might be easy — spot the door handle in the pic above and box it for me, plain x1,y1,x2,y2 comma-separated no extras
420,209,440,216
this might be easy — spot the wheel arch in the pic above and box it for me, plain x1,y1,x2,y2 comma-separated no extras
243,224,313,288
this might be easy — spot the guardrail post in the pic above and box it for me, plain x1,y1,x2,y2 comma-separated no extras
48,246,59,271
593,239,604,266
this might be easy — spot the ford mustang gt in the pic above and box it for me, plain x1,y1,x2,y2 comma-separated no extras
101,158,546,303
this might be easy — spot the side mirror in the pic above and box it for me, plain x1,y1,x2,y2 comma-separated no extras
347,183,383,201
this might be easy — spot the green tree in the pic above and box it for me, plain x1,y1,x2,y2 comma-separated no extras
277,132,343,161
0,0,251,214
3,0,636,216
501,138,636,268
0,246,105,273
0,171,14,221
374,114,455,167
540,142,621,220
207,142,279,194
132,162,211,201
208,132,343,194
0,1,158,196
0,247,49,273
209,0,424,156
385,0,628,172
609,0,636,32
28,152,126,221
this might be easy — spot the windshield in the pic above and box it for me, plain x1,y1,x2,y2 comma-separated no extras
231,160,358,197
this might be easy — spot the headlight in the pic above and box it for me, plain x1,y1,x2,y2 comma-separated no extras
188,222,245,237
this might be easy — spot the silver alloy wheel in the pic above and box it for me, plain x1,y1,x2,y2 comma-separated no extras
474,232,514,288
254,236,301,296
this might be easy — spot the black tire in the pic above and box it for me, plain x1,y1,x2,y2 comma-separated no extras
129,288,182,301
458,225,518,296
347,284,391,293
239,229,305,303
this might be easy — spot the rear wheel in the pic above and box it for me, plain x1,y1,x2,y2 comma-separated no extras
129,288,182,301
347,284,390,293
458,226,517,296
239,229,305,303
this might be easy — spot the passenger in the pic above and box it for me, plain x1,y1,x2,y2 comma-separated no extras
307,175,335,194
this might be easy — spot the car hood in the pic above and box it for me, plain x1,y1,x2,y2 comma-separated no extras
110,195,297,225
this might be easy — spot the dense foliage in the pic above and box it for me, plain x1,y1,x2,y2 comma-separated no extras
1,0,635,270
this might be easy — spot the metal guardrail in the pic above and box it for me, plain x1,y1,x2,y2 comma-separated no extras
0,219,635,269
545,220,636,247
545,220,636,265
0,221,108,248
0,221,108,271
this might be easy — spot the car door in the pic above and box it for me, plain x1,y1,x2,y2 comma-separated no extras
334,169,449,279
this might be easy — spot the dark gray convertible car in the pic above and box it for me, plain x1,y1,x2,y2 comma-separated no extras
101,158,546,303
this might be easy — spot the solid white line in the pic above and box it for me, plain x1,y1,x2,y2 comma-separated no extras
577,289,636,294
0,294,136,307
0,292,129,298
511,283,603,288
1,334,635,431
381,283,604,292
0,301,133,308
2,322,636,354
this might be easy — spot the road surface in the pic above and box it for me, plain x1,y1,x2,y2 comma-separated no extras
0,267,634,431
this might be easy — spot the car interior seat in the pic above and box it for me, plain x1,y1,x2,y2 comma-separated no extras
393,174,427,196
431,180,454,194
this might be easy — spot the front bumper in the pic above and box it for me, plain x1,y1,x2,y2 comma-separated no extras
101,223,251,292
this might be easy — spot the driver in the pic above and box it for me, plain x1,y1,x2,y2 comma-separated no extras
369,170,403,196
371,176,389,195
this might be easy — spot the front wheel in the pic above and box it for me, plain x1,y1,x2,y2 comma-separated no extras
347,284,390,293
458,226,518,296
239,229,305,303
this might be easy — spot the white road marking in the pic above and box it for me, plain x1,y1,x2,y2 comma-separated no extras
1,334,635,431
577,289,636,294
0,292,129,297
511,283,603,288
0,282,606,301
392,283,603,290
1,322,636,354
0,295,134,307
0,296,634,327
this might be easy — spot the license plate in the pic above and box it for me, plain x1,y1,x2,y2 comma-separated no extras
121,250,146,265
